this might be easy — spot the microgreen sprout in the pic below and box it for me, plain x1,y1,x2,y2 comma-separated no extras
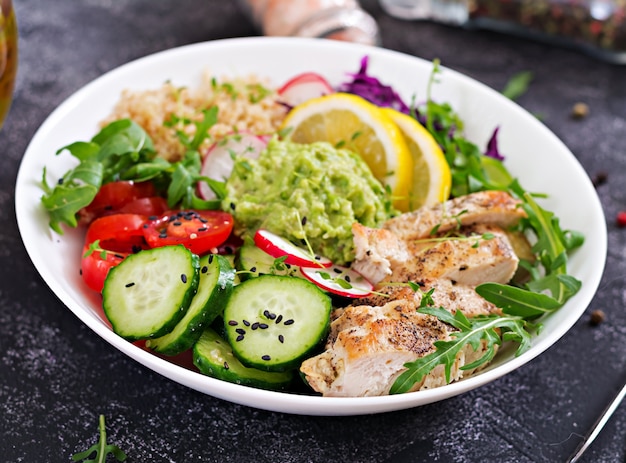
71,415,126,463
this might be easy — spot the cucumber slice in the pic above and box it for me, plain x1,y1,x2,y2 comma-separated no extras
223,275,331,372
146,254,235,355
237,243,300,280
193,327,293,391
222,254,241,285
102,245,199,341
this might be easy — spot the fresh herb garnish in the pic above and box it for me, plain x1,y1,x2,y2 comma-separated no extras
72,415,126,463
501,71,533,101
389,61,583,394
390,305,537,394
41,107,225,233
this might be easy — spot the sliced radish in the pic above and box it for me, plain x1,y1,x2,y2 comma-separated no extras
197,133,268,200
300,265,373,298
253,229,333,268
278,72,335,107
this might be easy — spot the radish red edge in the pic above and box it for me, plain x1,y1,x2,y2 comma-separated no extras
197,132,268,201
253,229,333,268
300,265,373,298
277,72,335,107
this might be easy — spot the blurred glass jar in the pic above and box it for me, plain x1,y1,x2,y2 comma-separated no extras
0,0,17,128
379,0,626,63
238,0,381,45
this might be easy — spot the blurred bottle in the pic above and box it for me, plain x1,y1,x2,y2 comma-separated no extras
238,0,380,45
379,0,626,64
0,0,17,129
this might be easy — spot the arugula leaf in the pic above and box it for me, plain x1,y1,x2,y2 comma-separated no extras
475,282,562,318
390,61,583,394
501,71,533,101
390,306,534,394
72,415,126,463
41,160,104,233
41,108,226,233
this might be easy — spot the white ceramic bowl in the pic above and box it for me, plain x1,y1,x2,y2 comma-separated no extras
15,37,606,416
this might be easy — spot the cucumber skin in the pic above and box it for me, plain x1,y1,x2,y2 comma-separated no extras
236,243,299,280
193,328,294,391
103,246,200,342
223,275,331,372
147,254,236,356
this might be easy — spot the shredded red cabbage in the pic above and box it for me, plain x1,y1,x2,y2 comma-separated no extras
485,127,505,160
338,55,505,161
336,56,412,114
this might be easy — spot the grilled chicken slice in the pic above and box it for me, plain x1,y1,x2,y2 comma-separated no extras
351,223,407,284
383,190,526,241
300,285,499,397
388,224,519,286
352,222,520,286
301,192,527,397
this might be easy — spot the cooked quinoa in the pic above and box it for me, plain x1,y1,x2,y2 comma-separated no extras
101,70,288,161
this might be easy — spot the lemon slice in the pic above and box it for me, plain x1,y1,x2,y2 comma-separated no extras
381,108,451,210
280,93,414,211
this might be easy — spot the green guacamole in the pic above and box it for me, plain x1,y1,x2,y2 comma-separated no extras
223,137,395,265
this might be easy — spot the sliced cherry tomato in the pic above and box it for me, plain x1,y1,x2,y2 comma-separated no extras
85,213,148,253
78,181,157,225
143,210,234,255
117,196,169,217
80,244,127,293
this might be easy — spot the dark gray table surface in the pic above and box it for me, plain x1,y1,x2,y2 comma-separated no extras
2,0,626,462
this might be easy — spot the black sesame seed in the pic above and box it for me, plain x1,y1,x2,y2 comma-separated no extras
199,218,208,223
143,224,149,229
284,319,294,325
114,254,125,259
197,227,208,232
230,202,236,210
125,282,135,288
268,312,276,320
259,323,269,329
243,320,250,326
228,320,238,326
261,355,271,361
236,335,244,342
345,275,351,283
333,267,342,274
276,315,283,324
181,274,188,284
263,310,270,318
250,266,257,272
251,322,260,330
148,215,157,221
201,266,208,274
159,232,168,239
235,328,246,335
173,221,182,226
208,254,214,264
301,216,307,226
223,361,230,370
278,334,284,343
